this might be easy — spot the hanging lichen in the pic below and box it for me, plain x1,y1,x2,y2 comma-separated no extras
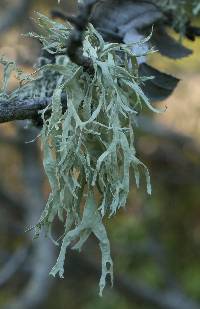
27,14,159,295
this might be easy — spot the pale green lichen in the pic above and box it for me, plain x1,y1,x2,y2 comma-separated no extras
31,14,157,295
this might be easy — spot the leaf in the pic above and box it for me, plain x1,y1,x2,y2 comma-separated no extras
151,26,192,59
139,63,180,102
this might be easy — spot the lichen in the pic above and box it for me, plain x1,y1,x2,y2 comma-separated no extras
30,14,158,294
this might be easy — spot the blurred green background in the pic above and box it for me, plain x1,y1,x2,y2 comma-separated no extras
0,1,200,309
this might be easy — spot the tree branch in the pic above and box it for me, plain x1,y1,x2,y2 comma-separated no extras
0,97,51,123
52,0,98,71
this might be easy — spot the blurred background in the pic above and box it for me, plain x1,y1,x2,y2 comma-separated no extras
0,1,200,308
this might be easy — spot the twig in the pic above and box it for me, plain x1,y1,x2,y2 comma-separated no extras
52,0,98,71
0,97,51,123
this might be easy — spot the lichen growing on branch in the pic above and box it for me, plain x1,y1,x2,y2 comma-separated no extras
30,14,158,295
